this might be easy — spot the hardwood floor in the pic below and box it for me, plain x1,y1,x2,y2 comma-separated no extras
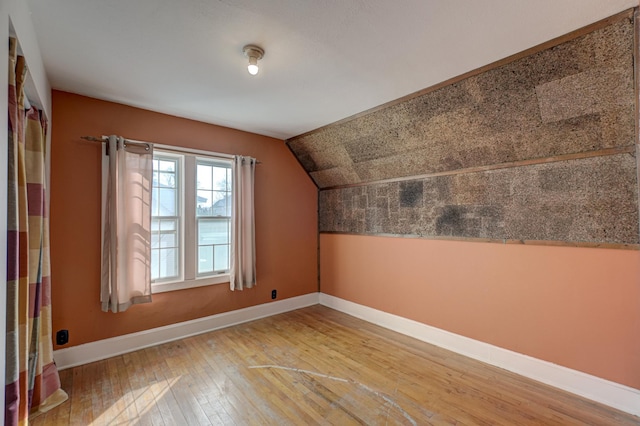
33,305,638,425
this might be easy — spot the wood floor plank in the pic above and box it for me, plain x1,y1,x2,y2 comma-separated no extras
34,305,639,425
137,346,188,426
69,365,94,425
186,357,240,423
124,350,165,425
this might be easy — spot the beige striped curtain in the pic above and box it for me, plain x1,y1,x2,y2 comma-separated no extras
101,135,154,312
229,155,257,290
6,37,68,424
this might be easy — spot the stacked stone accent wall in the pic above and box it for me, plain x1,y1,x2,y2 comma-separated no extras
289,14,639,246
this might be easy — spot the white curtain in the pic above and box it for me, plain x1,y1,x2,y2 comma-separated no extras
101,135,153,312
230,155,257,290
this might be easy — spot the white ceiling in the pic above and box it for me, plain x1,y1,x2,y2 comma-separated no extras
27,0,638,140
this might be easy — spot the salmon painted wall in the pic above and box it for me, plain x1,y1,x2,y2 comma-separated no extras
49,90,318,348
320,233,640,389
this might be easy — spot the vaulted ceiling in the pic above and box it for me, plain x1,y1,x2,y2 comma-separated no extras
27,0,637,139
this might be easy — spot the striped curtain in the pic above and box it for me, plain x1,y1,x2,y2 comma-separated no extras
6,37,68,424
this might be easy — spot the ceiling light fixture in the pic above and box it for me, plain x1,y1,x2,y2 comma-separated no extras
243,44,264,76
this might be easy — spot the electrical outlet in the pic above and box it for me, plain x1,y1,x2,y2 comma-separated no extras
56,330,69,346
271,289,277,300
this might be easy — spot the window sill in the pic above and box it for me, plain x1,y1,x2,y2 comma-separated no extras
151,274,229,294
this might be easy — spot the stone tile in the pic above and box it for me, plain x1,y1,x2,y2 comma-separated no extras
399,181,423,207
311,143,354,171
310,166,360,188
449,173,489,205
343,131,401,164
319,154,639,244
535,67,632,124
593,17,634,64
499,154,638,243
352,152,431,182
286,140,317,171
600,106,635,147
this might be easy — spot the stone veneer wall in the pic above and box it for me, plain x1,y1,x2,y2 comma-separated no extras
289,13,639,247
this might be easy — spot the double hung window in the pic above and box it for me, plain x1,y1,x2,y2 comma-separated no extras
151,155,180,281
151,150,233,293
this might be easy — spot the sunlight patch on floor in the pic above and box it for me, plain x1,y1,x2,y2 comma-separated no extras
91,376,181,425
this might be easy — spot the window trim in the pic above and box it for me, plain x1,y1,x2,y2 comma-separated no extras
152,273,230,294
150,144,234,294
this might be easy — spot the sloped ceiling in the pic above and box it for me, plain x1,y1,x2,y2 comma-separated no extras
300,14,639,247
27,0,637,139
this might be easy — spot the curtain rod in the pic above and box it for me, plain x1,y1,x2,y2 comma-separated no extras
81,135,151,151
80,136,261,163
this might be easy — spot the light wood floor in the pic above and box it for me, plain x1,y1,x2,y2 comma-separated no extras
33,305,638,425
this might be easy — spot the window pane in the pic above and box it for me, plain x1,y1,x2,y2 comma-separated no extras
159,232,176,248
160,219,176,231
158,188,176,216
151,241,179,280
159,160,175,172
197,164,212,190
197,217,230,275
151,250,159,280
198,219,229,245
211,167,227,191
151,187,159,216
214,245,229,271
196,189,212,217
159,248,178,278
198,245,213,274
159,171,176,188
211,191,229,216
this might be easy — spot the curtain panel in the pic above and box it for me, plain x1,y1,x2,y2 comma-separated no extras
6,37,68,425
101,136,153,312
230,155,257,290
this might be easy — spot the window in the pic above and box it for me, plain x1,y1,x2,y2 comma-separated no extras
151,150,233,293
151,155,180,281
196,160,231,275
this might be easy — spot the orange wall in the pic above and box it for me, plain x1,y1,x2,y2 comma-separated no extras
49,91,318,348
320,233,640,389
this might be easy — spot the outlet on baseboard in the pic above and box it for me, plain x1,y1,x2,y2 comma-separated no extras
56,329,69,345
271,289,277,300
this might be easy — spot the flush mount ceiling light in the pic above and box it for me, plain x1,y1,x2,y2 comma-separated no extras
243,44,264,76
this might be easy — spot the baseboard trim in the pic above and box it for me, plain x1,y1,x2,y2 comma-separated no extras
53,292,640,417
53,293,319,370
319,293,640,417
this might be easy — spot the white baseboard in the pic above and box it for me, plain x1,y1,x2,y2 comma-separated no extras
54,291,640,417
319,293,640,417
53,293,319,370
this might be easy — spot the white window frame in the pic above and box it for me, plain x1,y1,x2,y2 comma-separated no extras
194,157,232,278
151,152,183,285
151,145,233,294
